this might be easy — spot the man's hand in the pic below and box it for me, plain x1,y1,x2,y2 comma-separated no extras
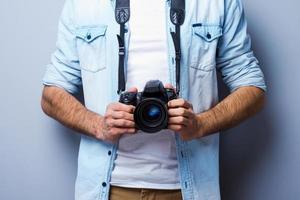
164,84,202,141
166,85,265,140
96,87,138,142
98,102,136,142
167,98,202,141
41,86,138,143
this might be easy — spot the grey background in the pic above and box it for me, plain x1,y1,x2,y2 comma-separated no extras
0,0,299,200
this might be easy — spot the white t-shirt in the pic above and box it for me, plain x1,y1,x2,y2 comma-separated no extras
110,0,180,189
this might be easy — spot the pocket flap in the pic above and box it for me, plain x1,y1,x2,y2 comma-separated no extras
75,25,107,43
192,23,222,42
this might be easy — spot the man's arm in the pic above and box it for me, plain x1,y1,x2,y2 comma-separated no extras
41,86,102,137
167,86,265,140
168,0,266,140
41,86,136,142
198,86,265,137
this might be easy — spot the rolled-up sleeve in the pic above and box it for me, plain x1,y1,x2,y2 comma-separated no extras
43,0,81,94
216,0,267,92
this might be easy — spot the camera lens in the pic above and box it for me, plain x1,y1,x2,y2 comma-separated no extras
134,98,168,133
143,105,161,122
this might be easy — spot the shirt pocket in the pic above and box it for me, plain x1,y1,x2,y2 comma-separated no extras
75,25,108,73
189,23,223,71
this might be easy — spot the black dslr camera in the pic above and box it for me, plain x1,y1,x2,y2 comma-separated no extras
119,80,177,133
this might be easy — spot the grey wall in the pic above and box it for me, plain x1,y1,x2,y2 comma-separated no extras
0,1,80,200
220,0,300,199
0,0,299,200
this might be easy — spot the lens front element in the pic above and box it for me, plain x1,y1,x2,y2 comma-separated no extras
134,98,168,133
144,105,161,122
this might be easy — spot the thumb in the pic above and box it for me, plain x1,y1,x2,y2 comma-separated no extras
127,87,138,93
164,83,174,90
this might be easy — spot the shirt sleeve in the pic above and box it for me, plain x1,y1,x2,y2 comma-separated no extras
42,0,81,94
216,0,267,92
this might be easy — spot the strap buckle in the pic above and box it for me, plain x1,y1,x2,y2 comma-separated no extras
175,50,181,61
119,46,125,56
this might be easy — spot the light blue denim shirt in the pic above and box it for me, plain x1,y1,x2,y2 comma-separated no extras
43,0,266,199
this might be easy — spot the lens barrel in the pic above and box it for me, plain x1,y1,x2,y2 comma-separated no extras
134,98,168,133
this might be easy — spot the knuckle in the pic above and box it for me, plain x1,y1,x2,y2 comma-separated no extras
111,128,119,136
120,112,126,119
120,120,127,127
127,128,134,133
106,119,114,126
105,110,113,117
184,109,189,116
174,126,181,131
104,113,110,120
129,113,134,119
180,108,185,115
108,103,115,109
111,103,121,110
180,99,185,105
179,117,185,123
126,121,132,127
128,106,134,113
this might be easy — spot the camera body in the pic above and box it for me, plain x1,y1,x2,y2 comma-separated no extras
119,80,177,133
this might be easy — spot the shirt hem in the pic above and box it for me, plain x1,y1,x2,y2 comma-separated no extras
109,182,181,190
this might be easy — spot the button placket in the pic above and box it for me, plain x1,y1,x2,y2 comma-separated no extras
102,182,107,187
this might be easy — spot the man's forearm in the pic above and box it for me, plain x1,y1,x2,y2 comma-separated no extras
41,86,102,137
197,86,265,137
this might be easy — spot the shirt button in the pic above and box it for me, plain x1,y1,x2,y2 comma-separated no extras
102,182,107,187
206,33,211,39
87,34,92,40
108,151,112,156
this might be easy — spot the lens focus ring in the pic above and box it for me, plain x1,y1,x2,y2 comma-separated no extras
134,98,168,133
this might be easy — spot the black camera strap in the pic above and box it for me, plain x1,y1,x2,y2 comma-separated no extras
115,0,185,95
115,0,130,94
170,0,185,94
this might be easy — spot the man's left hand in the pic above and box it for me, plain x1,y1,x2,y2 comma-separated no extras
167,98,203,141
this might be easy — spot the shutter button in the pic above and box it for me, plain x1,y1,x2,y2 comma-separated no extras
206,33,211,39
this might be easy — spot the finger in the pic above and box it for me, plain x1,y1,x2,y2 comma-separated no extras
168,107,192,118
110,102,135,113
168,124,185,132
127,87,138,93
168,99,192,109
111,111,134,121
168,116,189,126
111,119,135,128
164,83,174,90
111,127,136,136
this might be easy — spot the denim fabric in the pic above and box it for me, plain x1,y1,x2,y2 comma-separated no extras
43,0,266,199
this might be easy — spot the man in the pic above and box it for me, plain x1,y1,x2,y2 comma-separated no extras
41,0,266,199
